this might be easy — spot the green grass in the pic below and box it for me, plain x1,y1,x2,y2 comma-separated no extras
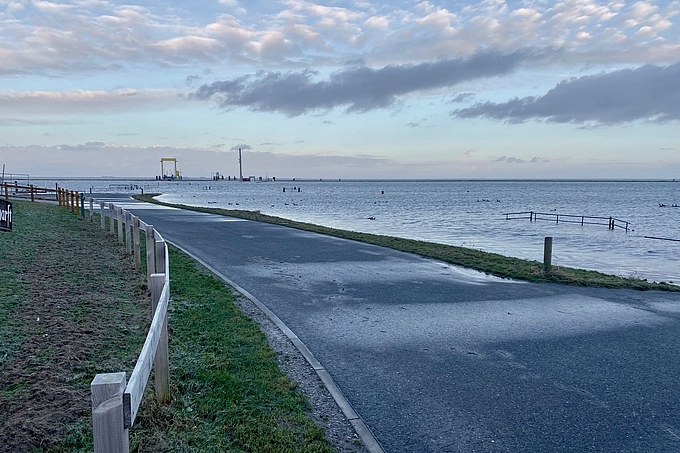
0,200,149,452
0,199,337,452
132,247,333,453
134,194,679,292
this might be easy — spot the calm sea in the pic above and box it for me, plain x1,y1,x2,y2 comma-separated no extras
33,179,680,284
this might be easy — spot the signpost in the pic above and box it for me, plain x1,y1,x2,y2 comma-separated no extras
0,199,12,232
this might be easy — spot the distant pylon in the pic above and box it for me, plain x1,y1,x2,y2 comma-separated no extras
239,148,243,181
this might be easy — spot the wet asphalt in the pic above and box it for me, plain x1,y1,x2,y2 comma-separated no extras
98,195,680,453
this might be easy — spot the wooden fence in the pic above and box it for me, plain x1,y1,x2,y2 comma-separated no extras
88,200,171,453
10,186,173,452
503,211,630,231
3,182,85,215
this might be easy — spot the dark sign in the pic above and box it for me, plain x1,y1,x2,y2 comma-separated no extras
0,199,12,232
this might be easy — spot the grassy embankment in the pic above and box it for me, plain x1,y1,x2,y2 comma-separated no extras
0,199,334,452
135,194,678,292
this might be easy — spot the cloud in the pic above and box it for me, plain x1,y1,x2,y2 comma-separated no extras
0,117,81,126
493,155,533,163
0,89,188,115
448,92,476,103
186,75,203,85
230,143,252,151
193,51,533,116
452,63,680,125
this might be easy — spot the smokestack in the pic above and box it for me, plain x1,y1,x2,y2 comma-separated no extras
239,147,243,181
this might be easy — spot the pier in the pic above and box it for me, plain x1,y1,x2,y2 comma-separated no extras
503,211,630,231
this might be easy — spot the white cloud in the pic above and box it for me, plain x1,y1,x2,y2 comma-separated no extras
0,0,676,77
0,89,189,115
363,15,389,30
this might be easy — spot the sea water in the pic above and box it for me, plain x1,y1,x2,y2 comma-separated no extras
34,179,680,283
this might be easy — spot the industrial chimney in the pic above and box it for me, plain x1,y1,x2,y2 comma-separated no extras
238,147,243,181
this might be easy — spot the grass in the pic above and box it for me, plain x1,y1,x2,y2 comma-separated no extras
0,200,149,451
133,194,679,292
132,247,333,453
0,199,336,452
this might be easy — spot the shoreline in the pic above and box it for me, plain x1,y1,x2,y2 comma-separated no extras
134,194,679,292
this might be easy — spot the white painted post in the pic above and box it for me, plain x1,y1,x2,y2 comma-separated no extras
125,211,132,255
109,203,115,235
100,201,105,230
151,273,170,403
117,207,124,245
89,198,94,222
543,237,553,274
133,216,141,270
145,225,155,289
91,372,129,453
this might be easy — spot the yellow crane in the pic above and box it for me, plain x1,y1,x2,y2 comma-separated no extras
160,158,181,180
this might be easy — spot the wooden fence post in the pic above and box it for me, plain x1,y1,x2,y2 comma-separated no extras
145,225,155,288
30,185,34,202
4,183,8,200
100,201,105,230
133,216,141,270
109,204,115,235
125,211,132,255
91,372,130,453
89,198,94,222
151,273,170,403
155,239,166,275
543,237,553,274
117,207,124,244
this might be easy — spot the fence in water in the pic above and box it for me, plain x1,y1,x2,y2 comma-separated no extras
503,211,630,232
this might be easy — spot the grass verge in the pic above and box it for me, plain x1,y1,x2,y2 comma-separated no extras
134,194,679,292
0,199,336,452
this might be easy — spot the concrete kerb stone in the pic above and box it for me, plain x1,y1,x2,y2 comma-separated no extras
165,239,386,453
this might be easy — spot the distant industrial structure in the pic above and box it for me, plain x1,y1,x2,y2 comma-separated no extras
158,157,181,180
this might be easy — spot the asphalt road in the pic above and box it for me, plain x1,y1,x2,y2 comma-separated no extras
100,195,680,453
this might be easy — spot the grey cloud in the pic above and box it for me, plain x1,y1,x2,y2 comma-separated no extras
230,143,252,151
494,151,536,164
448,92,476,103
186,75,202,85
192,51,533,116
453,63,680,125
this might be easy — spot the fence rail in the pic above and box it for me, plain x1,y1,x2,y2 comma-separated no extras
504,211,630,231
88,199,171,452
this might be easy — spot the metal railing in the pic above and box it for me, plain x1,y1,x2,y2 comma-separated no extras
504,211,630,231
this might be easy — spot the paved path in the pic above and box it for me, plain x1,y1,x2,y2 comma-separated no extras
99,195,680,453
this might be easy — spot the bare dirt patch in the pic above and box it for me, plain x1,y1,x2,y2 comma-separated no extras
0,211,147,453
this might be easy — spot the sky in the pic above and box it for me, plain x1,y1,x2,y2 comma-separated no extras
0,0,679,179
